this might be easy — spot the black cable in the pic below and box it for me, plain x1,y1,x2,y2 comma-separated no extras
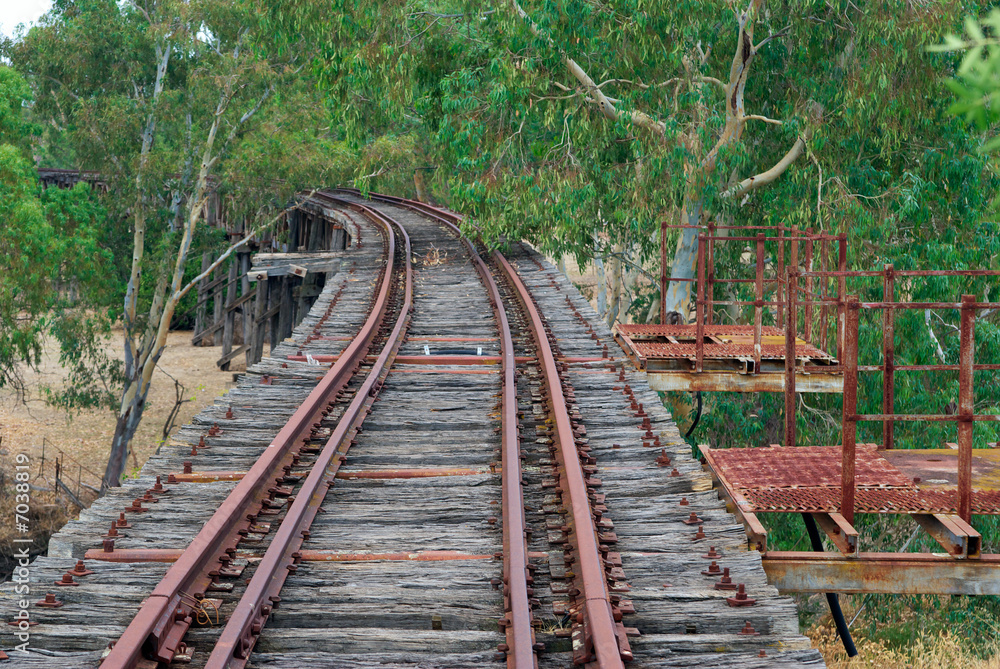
426,348,484,355
802,513,858,657
684,391,702,439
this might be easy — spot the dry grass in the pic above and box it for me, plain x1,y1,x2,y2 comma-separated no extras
810,621,1000,668
0,329,236,567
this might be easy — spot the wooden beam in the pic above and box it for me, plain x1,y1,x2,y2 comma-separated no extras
217,344,249,368
191,318,225,345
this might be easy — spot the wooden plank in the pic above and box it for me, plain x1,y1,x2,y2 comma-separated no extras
217,344,249,368
191,318,225,345
221,260,239,371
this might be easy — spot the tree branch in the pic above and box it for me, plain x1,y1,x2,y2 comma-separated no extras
509,0,666,137
175,193,316,301
721,135,807,200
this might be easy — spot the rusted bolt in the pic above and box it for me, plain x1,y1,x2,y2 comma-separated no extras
679,497,689,506
36,594,63,608
67,560,94,577
106,522,118,538
226,406,234,419
714,568,736,591
127,499,146,513
670,468,680,477
116,513,130,528
683,512,703,525
103,537,115,553
692,524,706,540
703,546,721,559
199,436,206,448
183,461,193,474
739,620,759,636
167,473,178,483
726,584,756,607
758,650,767,657
490,578,502,590
54,573,79,587
701,561,722,577
657,449,672,467
487,516,498,525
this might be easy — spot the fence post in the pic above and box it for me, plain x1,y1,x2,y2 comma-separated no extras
706,221,715,326
754,233,764,374
784,269,798,447
777,224,786,328
958,294,976,523
882,265,895,450
695,234,706,372
660,219,667,325
841,295,860,526
837,233,848,361
804,230,814,344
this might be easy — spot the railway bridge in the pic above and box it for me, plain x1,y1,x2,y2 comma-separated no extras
1,190,822,667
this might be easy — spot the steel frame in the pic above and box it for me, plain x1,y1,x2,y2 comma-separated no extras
705,265,1000,596
630,223,846,392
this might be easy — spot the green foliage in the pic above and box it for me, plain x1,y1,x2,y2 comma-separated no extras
931,9,1000,151
0,65,119,405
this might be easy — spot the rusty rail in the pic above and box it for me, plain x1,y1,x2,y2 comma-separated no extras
204,195,414,666
493,251,630,667
101,197,402,668
343,188,539,667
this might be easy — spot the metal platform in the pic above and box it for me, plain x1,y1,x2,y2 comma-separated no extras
703,444,1000,515
614,324,842,393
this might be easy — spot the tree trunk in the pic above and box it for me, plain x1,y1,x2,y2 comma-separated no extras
414,169,429,203
102,368,153,490
663,197,704,319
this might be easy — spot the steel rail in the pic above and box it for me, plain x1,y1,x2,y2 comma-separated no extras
204,195,414,667
102,197,400,668
493,251,629,667
336,189,538,667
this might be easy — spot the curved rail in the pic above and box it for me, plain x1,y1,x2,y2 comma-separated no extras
102,198,402,668
340,189,538,667
491,255,629,667
204,194,414,666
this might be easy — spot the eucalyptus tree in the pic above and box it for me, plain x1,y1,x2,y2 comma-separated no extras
11,0,341,489
0,65,115,405
322,0,999,325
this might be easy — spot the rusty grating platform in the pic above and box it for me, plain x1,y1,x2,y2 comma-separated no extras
616,324,834,362
703,445,1000,515
615,323,841,393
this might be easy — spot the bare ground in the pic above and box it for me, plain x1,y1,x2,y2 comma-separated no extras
0,330,238,564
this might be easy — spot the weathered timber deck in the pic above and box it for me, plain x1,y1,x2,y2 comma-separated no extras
0,197,822,668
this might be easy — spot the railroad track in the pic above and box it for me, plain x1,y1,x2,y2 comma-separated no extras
2,193,822,668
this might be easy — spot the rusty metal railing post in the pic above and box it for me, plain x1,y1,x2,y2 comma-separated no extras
837,233,848,361
841,295,860,526
754,233,765,374
882,265,895,450
784,268,798,447
819,236,829,353
777,224,786,328
804,230,814,344
706,221,715,326
958,294,975,523
660,219,667,325
696,234,706,372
